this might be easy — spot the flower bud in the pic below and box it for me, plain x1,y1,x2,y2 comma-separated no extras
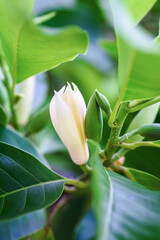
138,124,160,138
95,90,112,117
49,83,89,165
85,92,103,142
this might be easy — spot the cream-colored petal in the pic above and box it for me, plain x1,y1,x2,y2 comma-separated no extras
71,82,87,145
49,92,88,165
72,82,87,120
64,84,84,142
57,86,65,96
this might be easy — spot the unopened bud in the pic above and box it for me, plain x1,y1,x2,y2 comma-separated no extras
85,92,103,142
50,83,89,165
138,124,160,138
95,90,112,117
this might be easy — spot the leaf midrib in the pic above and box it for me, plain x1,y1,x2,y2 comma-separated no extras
13,21,26,83
0,179,65,199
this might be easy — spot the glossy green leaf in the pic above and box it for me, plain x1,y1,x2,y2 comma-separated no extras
110,0,160,102
27,105,50,134
126,103,159,142
107,170,160,239
0,105,8,126
99,39,118,59
19,227,54,240
0,126,48,166
0,142,65,220
0,210,46,240
0,0,88,83
90,142,160,240
89,141,113,240
126,168,160,190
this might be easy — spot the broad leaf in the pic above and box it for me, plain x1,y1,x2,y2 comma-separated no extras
19,227,54,240
90,143,160,239
0,0,88,83
89,141,113,240
0,127,48,166
0,210,46,240
125,103,159,142
122,0,157,25
126,168,160,190
107,170,160,239
0,142,65,220
110,0,160,102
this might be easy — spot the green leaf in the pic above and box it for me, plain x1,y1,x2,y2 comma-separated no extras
90,143,160,239
99,39,118,60
0,0,88,83
52,193,89,240
110,0,160,102
89,141,113,240
0,210,46,240
0,105,8,126
0,126,48,166
126,103,159,142
126,168,160,190
0,142,65,220
125,146,160,178
19,227,54,240
107,170,160,239
121,0,157,24
27,104,50,134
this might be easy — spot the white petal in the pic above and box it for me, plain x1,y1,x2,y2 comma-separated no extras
50,92,88,165
58,86,65,96
72,82,87,119
71,83,87,143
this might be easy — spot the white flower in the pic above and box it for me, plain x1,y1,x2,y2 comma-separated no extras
49,83,89,165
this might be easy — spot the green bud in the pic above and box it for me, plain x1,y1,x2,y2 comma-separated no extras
95,90,112,117
85,92,103,142
138,124,160,138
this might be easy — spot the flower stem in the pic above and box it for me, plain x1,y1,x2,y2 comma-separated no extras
111,148,129,163
118,129,139,142
80,163,92,174
103,102,130,166
129,96,160,112
65,178,89,189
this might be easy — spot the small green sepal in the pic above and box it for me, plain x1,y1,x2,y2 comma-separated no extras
85,92,103,142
